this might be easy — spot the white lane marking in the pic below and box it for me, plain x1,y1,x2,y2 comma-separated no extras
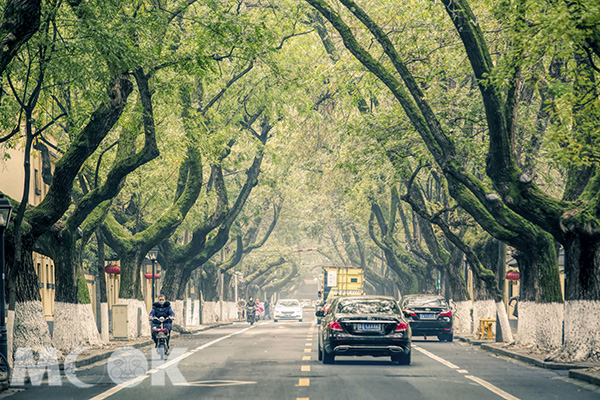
89,326,254,400
457,369,469,374
465,375,521,400
173,379,257,387
413,345,520,400
413,345,459,369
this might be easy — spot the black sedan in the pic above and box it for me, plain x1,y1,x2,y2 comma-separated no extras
316,296,412,365
400,294,453,342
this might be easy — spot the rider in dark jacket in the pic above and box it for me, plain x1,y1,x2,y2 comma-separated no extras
149,295,175,347
246,296,256,321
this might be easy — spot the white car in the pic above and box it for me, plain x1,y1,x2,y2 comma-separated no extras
273,299,303,322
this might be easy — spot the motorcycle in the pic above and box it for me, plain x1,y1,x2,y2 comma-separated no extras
152,316,172,360
246,306,258,325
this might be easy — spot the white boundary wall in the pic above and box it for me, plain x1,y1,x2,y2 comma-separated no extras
201,301,237,324
471,300,497,335
452,300,473,334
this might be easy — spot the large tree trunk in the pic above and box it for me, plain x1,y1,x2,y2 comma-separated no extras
161,263,184,301
550,233,600,360
117,250,143,299
44,229,101,352
96,230,109,342
5,233,52,359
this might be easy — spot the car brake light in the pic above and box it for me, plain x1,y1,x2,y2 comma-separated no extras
403,309,417,317
329,321,343,331
395,322,408,332
439,310,452,317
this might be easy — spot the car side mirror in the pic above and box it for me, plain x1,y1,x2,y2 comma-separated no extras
315,310,324,317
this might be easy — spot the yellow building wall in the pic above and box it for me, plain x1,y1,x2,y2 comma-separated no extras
32,253,55,321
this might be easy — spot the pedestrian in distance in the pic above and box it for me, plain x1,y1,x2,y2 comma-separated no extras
264,298,271,319
509,295,519,318
237,297,246,320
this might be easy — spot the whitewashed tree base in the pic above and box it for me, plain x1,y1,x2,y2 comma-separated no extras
13,301,53,356
52,302,102,353
100,302,109,343
471,300,497,336
495,301,514,343
7,310,15,366
452,300,473,334
516,301,563,351
551,300,600,361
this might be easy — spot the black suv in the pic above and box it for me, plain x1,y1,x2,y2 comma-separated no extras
401,294,453,342
316,296,412,365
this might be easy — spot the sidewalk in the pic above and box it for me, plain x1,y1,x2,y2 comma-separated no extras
455,334,600,388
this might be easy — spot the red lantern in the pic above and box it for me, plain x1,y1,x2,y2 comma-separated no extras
506,271,520,280
105,265,121,275
144,273,160,279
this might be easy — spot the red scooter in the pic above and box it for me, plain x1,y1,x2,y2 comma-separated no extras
152,316,172,360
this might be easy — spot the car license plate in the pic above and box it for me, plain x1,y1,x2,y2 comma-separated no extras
357,323,380,331
420,313,436,319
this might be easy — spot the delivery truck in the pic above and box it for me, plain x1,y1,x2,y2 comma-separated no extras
318,266,364,301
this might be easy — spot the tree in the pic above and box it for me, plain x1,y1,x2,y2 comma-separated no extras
0,0,41,76
439,0,600,358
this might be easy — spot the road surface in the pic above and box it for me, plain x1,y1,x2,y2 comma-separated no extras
4,309,599,400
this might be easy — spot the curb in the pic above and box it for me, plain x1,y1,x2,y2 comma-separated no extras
479,344,592,371
455,335,492,346
569,369,600,387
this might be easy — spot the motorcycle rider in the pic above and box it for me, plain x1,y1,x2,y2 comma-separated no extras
149,294,175,351
246,296,256,322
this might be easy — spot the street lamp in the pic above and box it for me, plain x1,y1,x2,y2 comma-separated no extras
0,194,13,368
146,246,159,304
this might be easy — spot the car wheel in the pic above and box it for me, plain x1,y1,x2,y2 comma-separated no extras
392,351,411,365
322,350,335,364
318,342,323,361
438,335,446,342
446,333,454,342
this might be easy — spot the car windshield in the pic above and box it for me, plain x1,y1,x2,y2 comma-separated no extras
277,300,299,307
403,297,448,308
336,299,399,314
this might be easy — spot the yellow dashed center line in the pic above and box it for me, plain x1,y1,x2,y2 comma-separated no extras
303,348,311,353
297,378,310,386
302,355,311,361
301,365,311,372
297,398,310,400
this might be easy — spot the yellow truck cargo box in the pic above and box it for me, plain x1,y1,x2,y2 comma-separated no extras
321,266,364,300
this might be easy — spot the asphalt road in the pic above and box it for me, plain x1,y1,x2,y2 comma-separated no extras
4,309,600,400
